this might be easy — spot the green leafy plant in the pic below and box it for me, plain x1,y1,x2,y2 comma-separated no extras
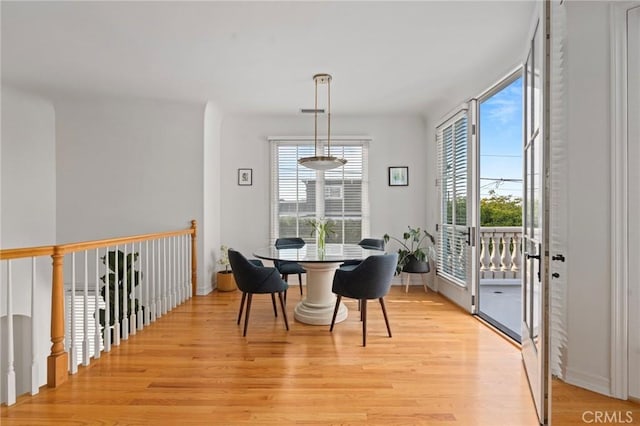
99,250,143,336
307,217,335,250
384,226,436,275
217,245,231,273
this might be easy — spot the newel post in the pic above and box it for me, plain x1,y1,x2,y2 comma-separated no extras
48,246,68,387
191,220,197,296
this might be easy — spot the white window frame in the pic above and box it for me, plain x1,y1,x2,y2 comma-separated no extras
268,136,370,244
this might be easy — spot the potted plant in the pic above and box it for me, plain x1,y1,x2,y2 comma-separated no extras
384,226,436,275
216,245,237,291
99,249,143,337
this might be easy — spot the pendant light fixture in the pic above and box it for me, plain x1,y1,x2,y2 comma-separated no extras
298,73,347,171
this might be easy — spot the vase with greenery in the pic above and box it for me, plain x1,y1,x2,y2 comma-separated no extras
307,217,335,252
384,226,436,275
216,245,236,291
99,249,142,337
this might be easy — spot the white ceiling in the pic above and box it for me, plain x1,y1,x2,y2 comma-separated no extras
1,1,535,115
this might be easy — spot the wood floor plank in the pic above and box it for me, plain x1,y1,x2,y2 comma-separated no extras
2,287,540,425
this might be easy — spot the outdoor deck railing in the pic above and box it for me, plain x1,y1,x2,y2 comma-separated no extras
479,226,522,281
0,221,197,406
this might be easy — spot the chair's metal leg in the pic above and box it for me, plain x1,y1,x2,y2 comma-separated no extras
243,294,253,337
271,293,278,317
330,295,342,331
278,292,289,331
362,299,367,347
298,273,303,295
237,292,247,325
380,297,392,337
360,300,364,321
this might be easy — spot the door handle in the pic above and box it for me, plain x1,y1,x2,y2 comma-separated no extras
525,253,540,260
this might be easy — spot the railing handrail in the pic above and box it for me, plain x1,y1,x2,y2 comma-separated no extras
0,245,55,260
479,226,522,233
1,228,195,259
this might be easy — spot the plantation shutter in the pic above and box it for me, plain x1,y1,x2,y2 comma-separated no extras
437,111,470,285
269,137,370,244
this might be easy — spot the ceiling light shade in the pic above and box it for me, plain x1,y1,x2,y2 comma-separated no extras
298,73,347,171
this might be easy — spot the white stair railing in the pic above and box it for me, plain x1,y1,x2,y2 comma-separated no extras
0,220,197,406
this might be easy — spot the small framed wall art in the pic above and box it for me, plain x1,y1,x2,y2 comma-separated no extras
388,166,408,186
238,168,253,186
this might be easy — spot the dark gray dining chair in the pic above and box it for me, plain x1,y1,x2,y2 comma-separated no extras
330,253,398,346
339,238,386,271
274,237,306,295
228,249,289,337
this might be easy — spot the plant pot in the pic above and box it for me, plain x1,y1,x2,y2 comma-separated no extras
217,271,237,292
402,255,431,274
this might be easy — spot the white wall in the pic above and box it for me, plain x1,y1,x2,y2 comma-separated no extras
54,97,209,294
203,102,222,292
0,86,57,396
563,0,612,395
219,114,428,258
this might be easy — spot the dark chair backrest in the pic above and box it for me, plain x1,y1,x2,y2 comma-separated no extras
358,238,385,251
228,249,286,294
275,237,306,249
333,253,398,300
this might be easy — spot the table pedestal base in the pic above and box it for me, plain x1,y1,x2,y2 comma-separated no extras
294,261,347,325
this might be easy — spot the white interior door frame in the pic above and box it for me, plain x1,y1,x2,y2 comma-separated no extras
610,1,640,400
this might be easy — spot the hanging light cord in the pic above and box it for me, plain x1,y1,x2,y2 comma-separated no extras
314,77,319,156
327,77,331,157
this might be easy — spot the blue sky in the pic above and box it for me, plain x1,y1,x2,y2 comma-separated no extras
479,76,523,199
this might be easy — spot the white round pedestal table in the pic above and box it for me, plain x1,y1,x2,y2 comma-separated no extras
253,244,384,326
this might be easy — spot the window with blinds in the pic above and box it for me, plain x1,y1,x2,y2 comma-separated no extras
270,138,370,244
437,112,470,285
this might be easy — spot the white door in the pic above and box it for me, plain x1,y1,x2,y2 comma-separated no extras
437,108,476,311
521,1,550,424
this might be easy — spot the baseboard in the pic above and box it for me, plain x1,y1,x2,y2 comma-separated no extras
565,367,612,397
197,283,213,296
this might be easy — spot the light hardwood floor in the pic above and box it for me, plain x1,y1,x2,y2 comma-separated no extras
2,286,540,425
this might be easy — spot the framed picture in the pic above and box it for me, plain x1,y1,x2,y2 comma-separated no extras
238,168,253,186
388,166,409,186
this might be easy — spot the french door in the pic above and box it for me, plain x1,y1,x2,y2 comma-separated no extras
521,1,550,424
437,107,476,311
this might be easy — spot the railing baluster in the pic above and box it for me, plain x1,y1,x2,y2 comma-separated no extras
500,235,513,273
173,236,178,308
113,245,120,346
6,260,17,405
69,253,77,374
145,240,151,325
129,243,136,336
31,257,39,395
180,235,185,303
122,245,129,341
512,234,522,274
104,246,112,352
480,235,490,272
82,251,90,366
162,238,168,315
489,233,501,272
94,248,101,359
168,237,173,309
137,241,144,331
151,239,157,322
